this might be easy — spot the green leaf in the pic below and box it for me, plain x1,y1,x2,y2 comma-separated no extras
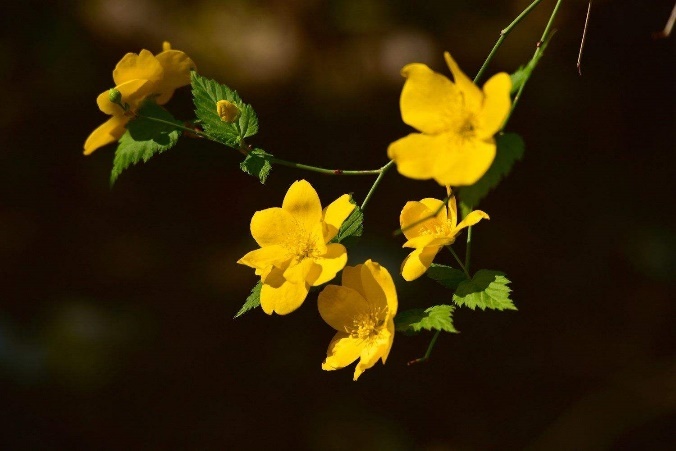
234,281,262,318
332,196,363,246
395,305,458,335
191,71,258,147
452,270,516,311
457,132,524,209
110,102,182,185
240,148,273,184
426,264,467,290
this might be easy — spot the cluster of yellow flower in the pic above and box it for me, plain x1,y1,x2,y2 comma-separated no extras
84,44,511,381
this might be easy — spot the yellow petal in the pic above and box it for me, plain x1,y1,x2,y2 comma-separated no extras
282,258,317,284
83,116,128,155
322,332,363,371
318,285,369,331
311,243,348,286
443,52,483,113
341,264,365,299
399,63,460,134
361,260,397,316
402,234,437,249
322,194,355,242
432,136,496,186
153,49,196,105
380,320,396,364
419,198,447,224
237,245,291,270
113,50,163,86
455,210,490,231
477,72,511,139
354,330,392,380
388,132,445,182
260,266,310,315
282,180,323,232
399,200,443,241
250,207,298,248
447,195,458,229
401,246,441,281
96,79,151,115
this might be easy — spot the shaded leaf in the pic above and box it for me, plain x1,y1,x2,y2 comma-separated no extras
240,148,273,184
426,264,467,291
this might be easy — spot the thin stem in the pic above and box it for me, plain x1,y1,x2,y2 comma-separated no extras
447,246,471,279
407,330,441,366
473,0,546,84
268,157,383,176
361,160,395,211
507,0,563,122
464,226,473,273
577,1,592,75
137,113,212,139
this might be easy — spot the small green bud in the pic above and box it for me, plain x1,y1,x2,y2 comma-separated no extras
216,100,240,123
108,88,123,106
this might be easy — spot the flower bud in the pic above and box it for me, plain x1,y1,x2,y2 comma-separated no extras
108,88,123,106
216,100,240,123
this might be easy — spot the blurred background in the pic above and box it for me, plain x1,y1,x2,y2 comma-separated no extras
0,0,674,449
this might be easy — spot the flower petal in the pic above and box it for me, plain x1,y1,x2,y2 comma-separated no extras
399,200,442,241
311,243,348,286
402,234,437,249
388,133,445,182
83,116,128,155
318,285,369,331
354,330,392,380
153,49,196,105
447,195,458,229
282,180,323,233
96,79,152,115
444,52,483,113
455,210,489,231
237,245,291,270
361,260,397,316
113,50,164,86
401,246,441,281
321,332,363,371
399,63,460,134
419,198,447,224
341,264,365,299
432,136,496,186
322,194,355,242
250,207,299,248
477,72,512,139
380,320,396,364
260,265,310,315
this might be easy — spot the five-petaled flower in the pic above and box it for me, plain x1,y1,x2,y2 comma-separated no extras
400,196,488,281
83,42,195,155
388,52,511,186
238,180,355,315
318,260,397,381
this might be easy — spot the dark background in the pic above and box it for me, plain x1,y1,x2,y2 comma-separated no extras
1,0,674,449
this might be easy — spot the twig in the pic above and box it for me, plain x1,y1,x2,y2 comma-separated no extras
577,1,592,76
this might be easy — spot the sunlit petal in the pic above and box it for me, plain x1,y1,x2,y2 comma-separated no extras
400,246,441,281
83,116,128,155
312,243,348,286
260,266,310,315
455,210,490,231
432,136,496,186
388,133,444,182
444,52,483,112
322,332,363,371
322,194,355,242
250,207,298,248
477,72,511,138
361,260,398,316
282,180,323,232
154,49,196,105
318,285,369,331
113,50,163,86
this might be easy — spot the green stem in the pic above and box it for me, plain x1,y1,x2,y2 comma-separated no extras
505,0,563,124
464,226,473,273
473,0,546,84
407,330,441,366
360,161,395,211
448,246,471,279
137,114,212,140
267,157,383,176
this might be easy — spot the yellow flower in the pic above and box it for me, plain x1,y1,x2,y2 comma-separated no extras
238,180,355,315
83,42,195,155
387,52,511,186
216,100,240,123
400,196,488,281
318,260,397,381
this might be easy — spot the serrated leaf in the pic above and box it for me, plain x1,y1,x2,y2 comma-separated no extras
234,281,262,318
457,133,524,209
240,148,273,183
191,72,258,147
395,305,458,335
426,264,467,290
452,270,516,311
110,102,182,185
332,197,363,247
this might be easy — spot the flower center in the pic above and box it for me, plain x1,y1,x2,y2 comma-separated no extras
347,307,387,341
458,115,477,140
